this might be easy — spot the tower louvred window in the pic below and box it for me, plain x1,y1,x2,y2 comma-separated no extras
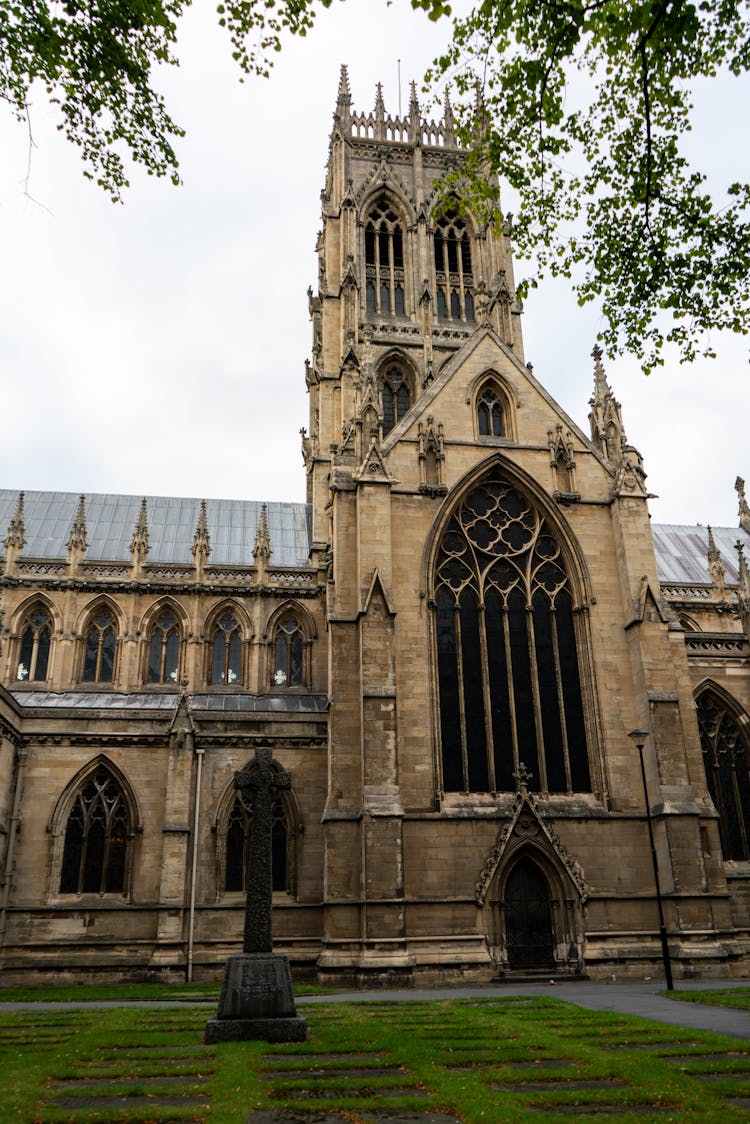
435,475,590,795
365,199,405,318
434,212,475,322
382,367,410,435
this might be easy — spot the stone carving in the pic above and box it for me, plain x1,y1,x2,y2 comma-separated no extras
66,495,88,553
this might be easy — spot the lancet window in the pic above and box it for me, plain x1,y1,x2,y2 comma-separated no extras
17,607,52,682
82,609,117,683
224,793,293,894
434,475,590,794
477,385,505,437
146,610,181,684
696,690,750,861
365,198,405,317
434,212,475,322
59,769,130,894
273,614,304,688
211,612,242,685
382,366,411,435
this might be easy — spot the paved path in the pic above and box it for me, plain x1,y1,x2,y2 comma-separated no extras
2,980,749,1041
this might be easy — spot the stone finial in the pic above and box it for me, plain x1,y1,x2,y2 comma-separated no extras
192,500,211,562
67,494,88,553
130,497,150,558
736,476,750,533
588,344,627,465
707,525,726,597
409,80,421,142
253,504,272,563
335,64,351,119
513,761,534,793
443,88,454,139
374,82,385,118
4,491,26,551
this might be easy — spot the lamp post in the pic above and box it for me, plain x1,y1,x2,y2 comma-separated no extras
627,729,674,991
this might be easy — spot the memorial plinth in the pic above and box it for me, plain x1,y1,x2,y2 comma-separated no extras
205,746,308,1044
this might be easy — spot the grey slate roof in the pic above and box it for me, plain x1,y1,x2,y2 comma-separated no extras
11,691,328,713
652,524,750,585
0,491,312,568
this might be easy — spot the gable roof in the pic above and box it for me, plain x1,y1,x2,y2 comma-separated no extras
652,523,750,585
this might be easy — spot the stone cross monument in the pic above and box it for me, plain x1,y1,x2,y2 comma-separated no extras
205,745,308,1043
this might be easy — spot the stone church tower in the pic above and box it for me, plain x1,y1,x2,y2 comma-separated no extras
0,69,747,985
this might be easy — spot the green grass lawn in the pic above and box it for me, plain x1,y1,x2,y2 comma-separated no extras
667,988,750,1013
0,979,331,1004
1,996,749,1122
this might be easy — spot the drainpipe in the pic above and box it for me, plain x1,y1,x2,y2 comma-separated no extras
186,745,204,984
0,743,27,950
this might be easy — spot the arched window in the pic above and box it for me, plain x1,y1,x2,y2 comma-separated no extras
225,792,293,894
434,211,474,322
16,607,52,682
147,610,181,684
434,474,590,794
59,769,130,894
273,614,304,688
382,366,411,435
365,198,405,317
696,690,750,861
477,385,505,437
211,612,242,685
82,609,117,683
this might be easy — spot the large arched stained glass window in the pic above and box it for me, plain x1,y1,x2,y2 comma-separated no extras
434,475,590,794
59,769,130,894
696,690,750,861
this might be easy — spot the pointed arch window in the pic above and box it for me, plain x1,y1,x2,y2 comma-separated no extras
434,475,590,795
382,366,411,435
59,769,130,894
82,609,117,683
365,198,405,317
273,614,304,688
225,792,294,894
477,385,505,437
211,612,242,685
147,610,181,684
434,211,474,322
17,607,52,682
696,690,750,861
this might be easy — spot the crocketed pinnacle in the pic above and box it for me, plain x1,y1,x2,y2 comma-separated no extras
336,64,351,116
253,503,272,562
736,476,750,533
4,491,25,551
588,344,626,464
192,499,211,560
131,497,150,557
374,81,385,118
67,494,88,552
706,525,725,593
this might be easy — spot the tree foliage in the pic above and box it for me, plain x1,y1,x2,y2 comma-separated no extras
2,0,749,371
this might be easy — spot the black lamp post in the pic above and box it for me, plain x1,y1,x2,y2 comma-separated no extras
627,729,674,991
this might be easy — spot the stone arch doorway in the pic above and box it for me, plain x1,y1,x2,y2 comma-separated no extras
503,856,554,970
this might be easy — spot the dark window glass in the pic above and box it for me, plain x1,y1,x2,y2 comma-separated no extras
366,200,406,318
450,289,461,318
82,610,116,683
273,615,304,688
556,593,590,791
533,593,566,792
486,589,515,792
366,282,376,312
465,291,475,320
434,212,474,321
393,227,403,267
224,794,291,893
460,591,488,791
147,611,180,684
436,589,463,792
380,283,390,315
437,289,447,318
478,387,505,437
394,285,405,315
379,227,389,266
60,770,129,894
697,691,750,860
365,226,376,264
447,235,458,273
211,613,242,685
382,368,410,435
17,609,53,682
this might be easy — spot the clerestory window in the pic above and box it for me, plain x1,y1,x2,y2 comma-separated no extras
59,769,130,894
17,607,52,682
434,211,475,322
365,199,405,317
382,367,411,435
225,792,293,894
211,612,242,686
147,610,181,684
273,614,304,688
696,690,750,861
82,609,117,683
434,475,590,795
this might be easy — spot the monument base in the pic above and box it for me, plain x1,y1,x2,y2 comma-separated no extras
204,952,308,1044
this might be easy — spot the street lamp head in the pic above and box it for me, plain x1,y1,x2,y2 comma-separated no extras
627,729,651,747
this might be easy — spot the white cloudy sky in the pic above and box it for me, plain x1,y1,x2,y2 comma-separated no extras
0,0,747,530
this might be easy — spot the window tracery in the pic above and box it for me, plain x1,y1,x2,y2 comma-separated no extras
365,198,405,317
382,366,411,435
273,614,304,688
477,385,505,437
211,612,242,686
82,609,117,683
146,610,181,684
224,792,294,894
59,769,130,894
17,607,52,682
696,690,750,861
434,212,474,322
434,475,590,795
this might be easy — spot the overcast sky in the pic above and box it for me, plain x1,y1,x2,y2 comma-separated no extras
0,0,747,534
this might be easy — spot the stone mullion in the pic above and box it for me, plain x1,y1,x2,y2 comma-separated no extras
525,605,547,791
550,608,573,793
454,604,470,792
477,601,496,792
501,603,520,782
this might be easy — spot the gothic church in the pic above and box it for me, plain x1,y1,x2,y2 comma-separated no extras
0,69,749,985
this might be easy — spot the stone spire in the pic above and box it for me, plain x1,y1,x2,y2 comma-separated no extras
736,477,750,534
706,525,726,597
588,344,626,465
408,80,421,142
4,491,25,552
253,504,272,581
192,500,211,561
67,495,88,553
335,64,351,122
130,498,150,561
